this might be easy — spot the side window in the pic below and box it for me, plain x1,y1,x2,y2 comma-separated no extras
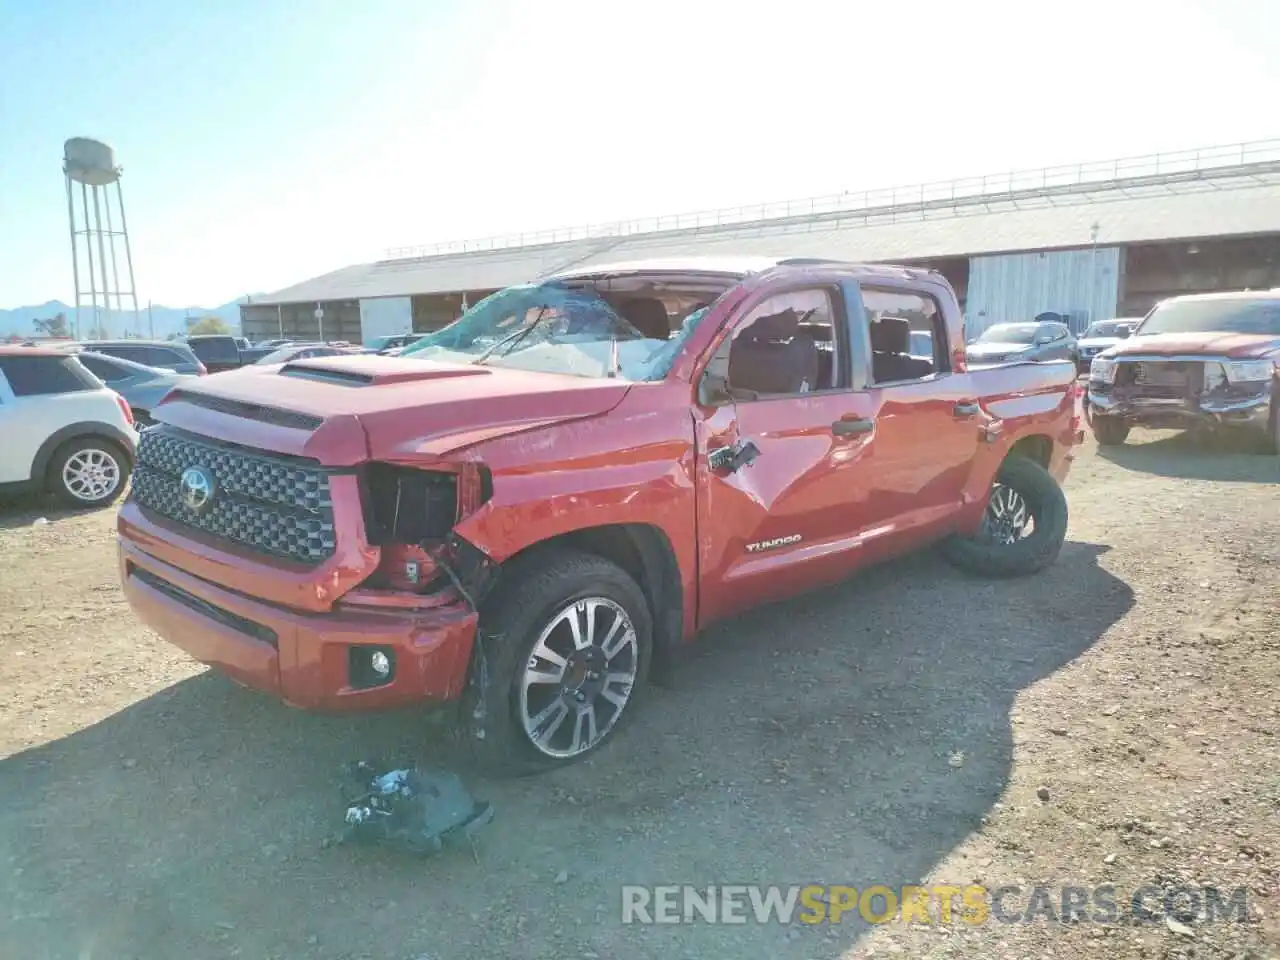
861,287,949,384
0,356,97,396
714,288,844,400
78,354,128,383
142,347,181,367
105,345,143,363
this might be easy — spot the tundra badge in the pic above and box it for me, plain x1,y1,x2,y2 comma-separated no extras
745,534,802,553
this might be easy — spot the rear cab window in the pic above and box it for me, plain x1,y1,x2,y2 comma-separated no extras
0,355,102,396
860,286,951,384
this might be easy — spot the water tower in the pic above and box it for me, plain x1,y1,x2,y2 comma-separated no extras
63,138,140,340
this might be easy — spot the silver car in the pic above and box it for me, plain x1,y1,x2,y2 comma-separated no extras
965,321,1078,366
74,351,193,427
1075,317,1139,374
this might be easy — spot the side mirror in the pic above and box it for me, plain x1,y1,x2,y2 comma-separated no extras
1118,328,1132,339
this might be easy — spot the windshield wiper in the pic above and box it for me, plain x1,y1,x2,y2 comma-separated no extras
470,307,549,366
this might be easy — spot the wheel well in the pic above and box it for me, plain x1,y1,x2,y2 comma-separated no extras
1007,434,1052,469
512,524,683,657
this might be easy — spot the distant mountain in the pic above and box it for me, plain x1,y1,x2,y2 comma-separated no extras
0,298,248,341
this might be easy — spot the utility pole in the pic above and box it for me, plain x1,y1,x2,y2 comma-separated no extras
148,300,154,339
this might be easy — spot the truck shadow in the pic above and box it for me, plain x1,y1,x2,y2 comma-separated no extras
0,541,1131,960
1097,429,1280,482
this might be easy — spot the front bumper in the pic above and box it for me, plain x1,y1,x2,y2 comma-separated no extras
119,537,479,712
1086,383,1273,432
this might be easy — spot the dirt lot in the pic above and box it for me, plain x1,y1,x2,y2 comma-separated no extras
1,431,1278,960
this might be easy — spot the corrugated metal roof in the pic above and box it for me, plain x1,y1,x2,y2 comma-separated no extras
252,168,1280,306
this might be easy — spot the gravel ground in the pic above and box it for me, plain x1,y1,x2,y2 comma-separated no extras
1,430,1278,960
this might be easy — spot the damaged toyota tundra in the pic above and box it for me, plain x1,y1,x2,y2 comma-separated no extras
118,257,1083,773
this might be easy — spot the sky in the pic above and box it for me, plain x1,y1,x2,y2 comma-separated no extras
2,0,1279,309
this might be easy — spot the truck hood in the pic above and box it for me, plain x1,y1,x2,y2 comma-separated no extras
1107,331,1280,359
153,354,633,464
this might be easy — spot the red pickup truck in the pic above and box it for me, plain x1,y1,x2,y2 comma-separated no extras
118,257,1083,773
1085,290,1280,453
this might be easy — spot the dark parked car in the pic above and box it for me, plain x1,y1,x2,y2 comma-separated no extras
185,334,246,373
966,321,1077,366
81,339,206,376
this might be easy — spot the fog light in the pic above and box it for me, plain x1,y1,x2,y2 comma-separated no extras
349,645,396,689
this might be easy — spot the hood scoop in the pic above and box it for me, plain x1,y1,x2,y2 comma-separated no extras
278,357,494,387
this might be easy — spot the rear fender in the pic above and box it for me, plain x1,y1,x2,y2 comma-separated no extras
954,369,1078,535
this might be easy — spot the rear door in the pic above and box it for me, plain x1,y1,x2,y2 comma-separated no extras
692,278,881,625
851,280,982,559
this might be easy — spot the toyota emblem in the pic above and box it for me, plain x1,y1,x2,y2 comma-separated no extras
180,465,216,513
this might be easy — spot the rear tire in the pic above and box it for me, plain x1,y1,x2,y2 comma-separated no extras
47,437,131,509
941,455,1068,578
461,548,652,777
1092,416,1130,446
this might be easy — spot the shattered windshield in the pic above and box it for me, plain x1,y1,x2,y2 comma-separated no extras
1136,298,1280,336
400,282,683,380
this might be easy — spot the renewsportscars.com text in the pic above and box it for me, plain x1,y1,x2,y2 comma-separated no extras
620,884,1251,926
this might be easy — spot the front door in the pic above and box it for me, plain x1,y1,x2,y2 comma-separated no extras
693,282,881,626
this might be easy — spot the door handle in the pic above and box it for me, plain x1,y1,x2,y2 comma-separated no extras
832,417,874,436
953,401,980,417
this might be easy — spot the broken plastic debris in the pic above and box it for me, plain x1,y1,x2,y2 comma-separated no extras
339,760,494,857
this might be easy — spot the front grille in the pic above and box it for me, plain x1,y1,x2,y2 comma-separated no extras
129,426,337,565
1116,360,1203,399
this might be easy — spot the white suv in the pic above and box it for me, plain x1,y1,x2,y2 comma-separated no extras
0,346,139,508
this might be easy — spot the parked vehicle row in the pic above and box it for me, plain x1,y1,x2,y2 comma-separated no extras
115,255,1083,775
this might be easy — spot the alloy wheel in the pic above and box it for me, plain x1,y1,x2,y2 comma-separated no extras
518,597,639,759
61,448,121,503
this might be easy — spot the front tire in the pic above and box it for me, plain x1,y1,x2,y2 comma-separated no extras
1092,416,1130,446
47,438,130,509
463,549,652,776
941,456,1068,578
